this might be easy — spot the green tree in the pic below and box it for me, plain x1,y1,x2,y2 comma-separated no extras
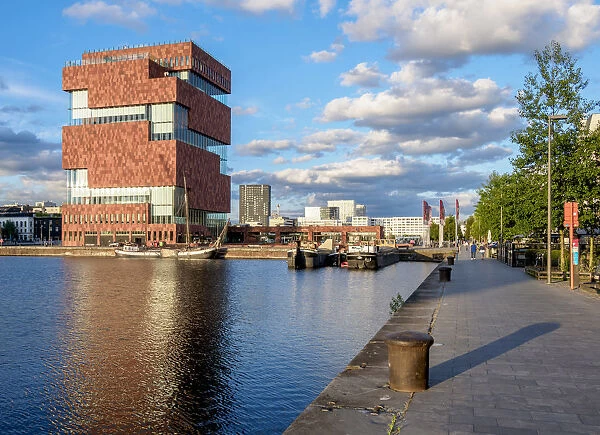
1,220,17,241
429,215,462,244
429,222,439,241
511,40,598,235
464,215,475,240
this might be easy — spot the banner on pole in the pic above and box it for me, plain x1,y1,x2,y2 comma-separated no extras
440,200,445,226
455,199,459,223
422,201,432,226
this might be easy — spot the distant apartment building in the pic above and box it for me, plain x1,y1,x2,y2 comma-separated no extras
61,41,231,246
239,184,271,225
33,201,57,213
351,216,372,226
297,216,344,226
0,207,34,242
371,217,425,239
34,216,62,243
351,216,441,241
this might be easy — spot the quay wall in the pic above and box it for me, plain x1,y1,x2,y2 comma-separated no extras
0,245,289,259
0,246,115,257
223,246,288,259
0,245,455,261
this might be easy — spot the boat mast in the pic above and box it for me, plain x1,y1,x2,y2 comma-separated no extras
183,174,190,246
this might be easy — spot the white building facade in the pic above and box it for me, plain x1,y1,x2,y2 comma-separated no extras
0,213,35,242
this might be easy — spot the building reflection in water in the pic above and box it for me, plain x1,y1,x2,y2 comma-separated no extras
47,258,235,433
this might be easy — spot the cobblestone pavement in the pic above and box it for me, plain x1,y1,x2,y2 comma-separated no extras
286,257,600,434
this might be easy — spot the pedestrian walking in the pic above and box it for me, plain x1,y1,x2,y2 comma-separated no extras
470,242,477,260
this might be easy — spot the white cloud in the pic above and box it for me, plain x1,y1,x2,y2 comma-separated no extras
292,154,319,163
63,1,156,31
196,0,297,14
458,144,513,166
305,50,337,63
389,59,456,83
304,41,345,63
318,0,336,17
232,105,259,115
298,128,363,153
558,2,600,49
341,0,600,62
340,62,386,88
286,97,315,111
236,139,294,156
320,76,510,129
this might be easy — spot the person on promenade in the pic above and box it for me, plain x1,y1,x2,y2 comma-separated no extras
470,242,477,260
479,244,485,260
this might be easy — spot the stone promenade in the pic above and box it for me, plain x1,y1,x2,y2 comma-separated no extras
285,255,600,434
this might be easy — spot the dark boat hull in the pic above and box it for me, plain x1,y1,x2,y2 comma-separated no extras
287,249,330,269
346,249,400,270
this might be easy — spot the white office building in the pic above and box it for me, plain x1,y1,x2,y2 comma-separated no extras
0,212,35,242
327,200,365,224
304,207,321,220
351,216,441,241
297,217,344,226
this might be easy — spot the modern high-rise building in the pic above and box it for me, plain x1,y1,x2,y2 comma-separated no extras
239,185,271,225
327,200,365,224
61,41,231,246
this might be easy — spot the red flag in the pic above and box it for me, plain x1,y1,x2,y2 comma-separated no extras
422,201,433,226
440,200,445,226
455,199,459,223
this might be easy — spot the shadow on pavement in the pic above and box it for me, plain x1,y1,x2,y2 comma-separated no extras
429,322,560,387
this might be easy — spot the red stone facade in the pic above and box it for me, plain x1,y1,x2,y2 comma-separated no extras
62,42,231,247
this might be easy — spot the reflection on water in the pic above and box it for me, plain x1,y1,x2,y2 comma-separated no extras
0,257,435,434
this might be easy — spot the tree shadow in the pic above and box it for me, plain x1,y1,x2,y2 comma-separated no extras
429,322,560,387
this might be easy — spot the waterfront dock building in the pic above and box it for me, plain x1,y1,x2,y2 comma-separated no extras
61,41,231,247
239,184,271,225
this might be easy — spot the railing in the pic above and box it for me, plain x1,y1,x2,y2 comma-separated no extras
64,52,156,67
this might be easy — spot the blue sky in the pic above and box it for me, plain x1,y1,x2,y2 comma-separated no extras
2,0,600,222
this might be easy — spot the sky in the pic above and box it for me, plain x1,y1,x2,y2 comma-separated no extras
2,0,600,222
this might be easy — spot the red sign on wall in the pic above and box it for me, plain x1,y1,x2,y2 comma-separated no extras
564,202,579,228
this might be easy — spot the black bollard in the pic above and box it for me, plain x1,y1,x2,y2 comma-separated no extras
438,266,452,282
385,331,434,392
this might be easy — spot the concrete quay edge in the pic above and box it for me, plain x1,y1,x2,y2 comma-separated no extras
284,263,445,434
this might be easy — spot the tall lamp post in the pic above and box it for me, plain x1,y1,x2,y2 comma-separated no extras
547,114,568,284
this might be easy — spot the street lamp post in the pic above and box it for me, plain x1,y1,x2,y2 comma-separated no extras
547,114,568,284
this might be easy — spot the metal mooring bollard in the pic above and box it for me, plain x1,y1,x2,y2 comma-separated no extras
385,331,434,392
438,266,452,282
447,256,455,265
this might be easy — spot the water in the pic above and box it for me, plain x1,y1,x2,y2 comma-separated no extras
0,257,435,434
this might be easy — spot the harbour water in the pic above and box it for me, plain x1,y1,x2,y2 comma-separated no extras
0,256,435,434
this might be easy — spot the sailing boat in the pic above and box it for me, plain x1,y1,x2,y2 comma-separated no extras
213,219,229,258
177,175,217,259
